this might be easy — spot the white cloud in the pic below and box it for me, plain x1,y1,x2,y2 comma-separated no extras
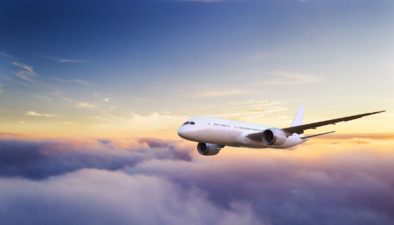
191,90,248,98
12,61,38,82
0,169,263,225
0,51,14,59
55,78,91,86
262,71,324,86
43,55,84,64
76,102,96,109
0,138,393,225
103,98,110,103
26,111,55,118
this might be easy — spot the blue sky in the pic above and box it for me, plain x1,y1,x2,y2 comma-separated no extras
0,0,393,137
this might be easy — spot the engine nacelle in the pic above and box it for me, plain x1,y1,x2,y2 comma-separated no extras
197,143,222,156
262,128,288,145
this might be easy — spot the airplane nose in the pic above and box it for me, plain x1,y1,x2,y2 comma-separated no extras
177,127,185,138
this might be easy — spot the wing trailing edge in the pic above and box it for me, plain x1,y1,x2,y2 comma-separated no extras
301,131,335,139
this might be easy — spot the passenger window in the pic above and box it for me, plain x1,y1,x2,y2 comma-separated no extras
190,121,195,125
183,122,189,125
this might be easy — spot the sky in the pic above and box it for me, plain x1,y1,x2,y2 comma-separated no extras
0,0,393,139
0,1,394,225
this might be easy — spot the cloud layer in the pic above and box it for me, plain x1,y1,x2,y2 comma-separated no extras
0,138,191,179
0,137,393,225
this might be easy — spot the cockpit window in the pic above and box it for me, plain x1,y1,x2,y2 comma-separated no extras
183,121,196,126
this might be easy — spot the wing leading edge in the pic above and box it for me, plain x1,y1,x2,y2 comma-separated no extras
282,110,385,134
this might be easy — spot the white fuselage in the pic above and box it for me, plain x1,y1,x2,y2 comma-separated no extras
178,116,304,149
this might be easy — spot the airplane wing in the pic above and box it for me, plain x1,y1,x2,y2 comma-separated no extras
282,110,385,134
301,131,335,139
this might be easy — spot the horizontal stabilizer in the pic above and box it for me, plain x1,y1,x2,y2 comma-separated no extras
301,131,335,139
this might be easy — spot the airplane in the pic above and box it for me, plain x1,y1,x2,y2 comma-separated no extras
177,106,385,155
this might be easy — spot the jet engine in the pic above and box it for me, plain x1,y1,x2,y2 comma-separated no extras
197,143,223,156
262,128,287,145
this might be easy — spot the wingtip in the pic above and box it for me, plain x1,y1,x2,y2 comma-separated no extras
367,110,386,115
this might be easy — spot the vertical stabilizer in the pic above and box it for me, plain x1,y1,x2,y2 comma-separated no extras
291,105,304,126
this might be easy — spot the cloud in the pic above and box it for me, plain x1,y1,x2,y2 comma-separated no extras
76,102,96,109
26,111,55,118
262,72,324,86
0,169,262,225
0,138,192,179
12,61,38,82
43,55,84,64
0,137,393,225
191,90,248,98
55,78,91,86
138,137,177,148
127,141,394,225
0,51,15,60
0,56,57,93
321,133,394,140
2,55,57,91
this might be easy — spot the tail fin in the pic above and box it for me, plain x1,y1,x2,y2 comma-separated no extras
291,105,304,126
